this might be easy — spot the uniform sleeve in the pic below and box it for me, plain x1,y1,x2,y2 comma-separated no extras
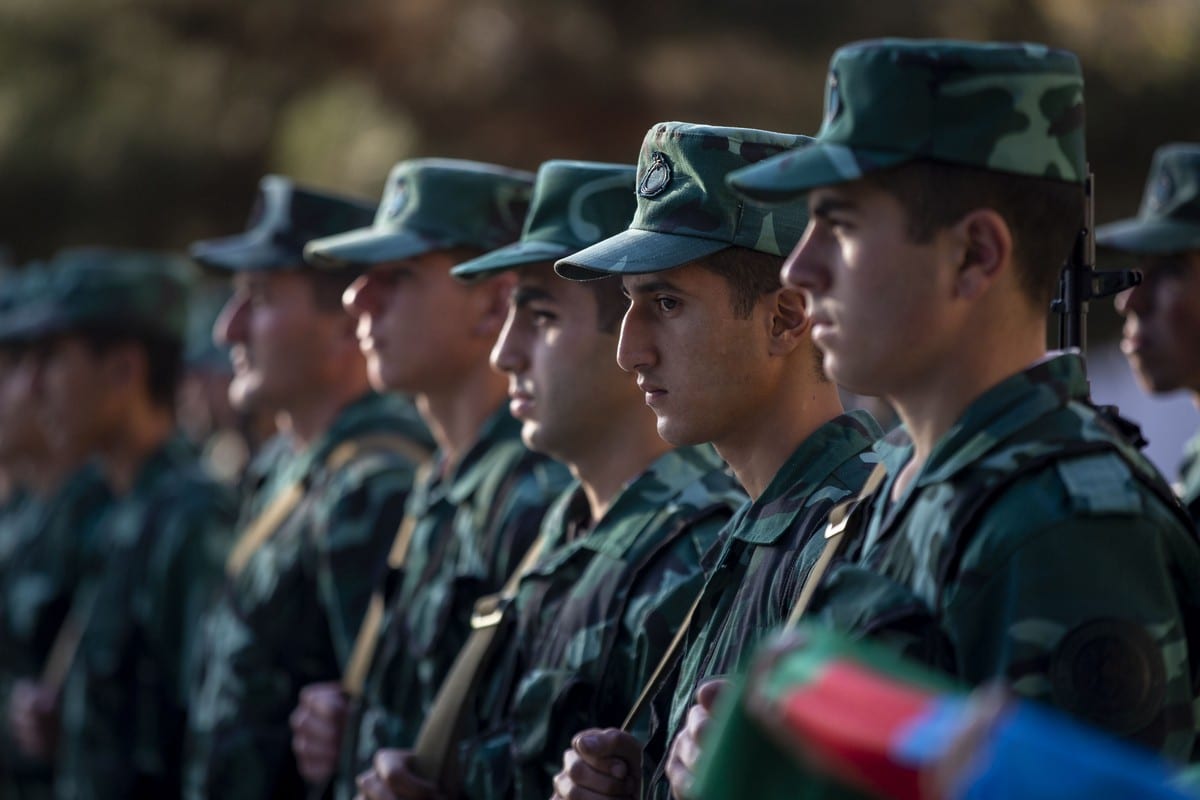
943,511,1199,760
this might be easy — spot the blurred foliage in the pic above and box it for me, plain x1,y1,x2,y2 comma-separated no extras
1,0,1198,279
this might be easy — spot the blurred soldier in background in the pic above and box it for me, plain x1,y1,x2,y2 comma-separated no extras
1098,143,1200,526
292,159,570,800
0,267,112,799
183,176,435,800
5,248,238,798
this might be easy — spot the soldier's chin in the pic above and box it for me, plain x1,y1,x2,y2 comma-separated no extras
654,415,705,448
226,375,264,414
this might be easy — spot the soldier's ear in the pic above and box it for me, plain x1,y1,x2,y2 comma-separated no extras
953,209,1011,302
766,286,811,356
472,271,517,339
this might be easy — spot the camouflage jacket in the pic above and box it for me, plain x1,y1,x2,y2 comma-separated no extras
336,408,570,800
184,391,434,800
1179,431,1200,528
57,435,237,800
813,353,1200,761
0,465,111,795
458,445,744,800
645,412,882,799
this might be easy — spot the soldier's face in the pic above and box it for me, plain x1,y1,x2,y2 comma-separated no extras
33,336,122,452
782,180,959,397
0,349,45,461
214,271,343,414
490,265,637,462
618,263,778,447
1115,251,1200,396
343,252,507,395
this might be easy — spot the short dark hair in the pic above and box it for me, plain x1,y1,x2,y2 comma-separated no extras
697,246,784,319
72,324,184,410
583,276,629,334
865,160,1085,310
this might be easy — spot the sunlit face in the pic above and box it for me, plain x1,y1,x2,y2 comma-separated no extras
343,252,500,395
213,270,344,413
781,180,959,397
490,264,638,461
616,262,779,447
33,335,121,453
0,348,45,461
1114,250,1200,396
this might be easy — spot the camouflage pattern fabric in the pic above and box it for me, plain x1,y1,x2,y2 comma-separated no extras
335,407,570,800
554,122,811,280
183,392,434,800
56,436,237,800
451,159,637,280
1097,143,1200,255
0,465,111,799
1179,432,1200,528
728,38,1088,202
456,445,744,800
644,412,883,800
305,159,534,268
810,353,1200,761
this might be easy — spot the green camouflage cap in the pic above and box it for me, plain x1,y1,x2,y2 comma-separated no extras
1096,143,1200,255
0,266,32,345
451,160,637,280
728,39,1087,202
4,247,195,342
304,158,535,267
554,122,812,281
190,175,377,272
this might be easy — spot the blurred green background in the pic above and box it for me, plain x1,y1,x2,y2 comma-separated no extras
2,0,1198,264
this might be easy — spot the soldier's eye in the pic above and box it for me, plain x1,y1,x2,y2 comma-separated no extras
655,296,679,312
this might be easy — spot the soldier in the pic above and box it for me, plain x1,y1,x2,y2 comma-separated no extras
0,269,112,799
1096,143,1200,525
680,36,1200,792
182,177,436,799
291,159,571,799
5,247,238,798
545,122,883,800
349,158,746,800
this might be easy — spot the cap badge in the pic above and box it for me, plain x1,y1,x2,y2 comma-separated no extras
638,152,672,198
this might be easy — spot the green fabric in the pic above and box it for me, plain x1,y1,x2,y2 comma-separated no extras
452,160,637,279
0,465,111,799
728,38,1087,201
305,159,534,267
457,445,744,800
646,412,883,799
1179,430,1200,529
1097,143,1200,255
182,392,434,800
335,407,571,800
812,353,1200,760
56,436,237,800
554,122,811,280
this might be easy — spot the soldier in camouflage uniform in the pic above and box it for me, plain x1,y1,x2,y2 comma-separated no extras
349,159,745,800
680,38,1200,795
182,176,436,800
546,122,883,800
0,270,112,799
4,248,239,798
1097,143,1200,526
290,159,571,799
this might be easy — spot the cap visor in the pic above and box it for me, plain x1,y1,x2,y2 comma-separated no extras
189,232,301,272
554,228,729,281
304,226,447,268
451,240,573,280
1096,217,1200,256
728,144,910,203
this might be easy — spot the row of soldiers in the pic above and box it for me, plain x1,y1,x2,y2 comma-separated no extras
1,36,1199,800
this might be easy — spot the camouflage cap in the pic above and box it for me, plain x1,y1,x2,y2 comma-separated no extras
190,175,376,272
304,158,535,267
728,39,1087,202
5,247,195,342
1096,143,1200,255
554,122,812,281
451,160,637,280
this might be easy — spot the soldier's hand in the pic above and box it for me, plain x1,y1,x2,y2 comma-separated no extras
290,681,349,784
8,679,60,760
665,679,729,800
552,727,642,800
354,749,443,800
